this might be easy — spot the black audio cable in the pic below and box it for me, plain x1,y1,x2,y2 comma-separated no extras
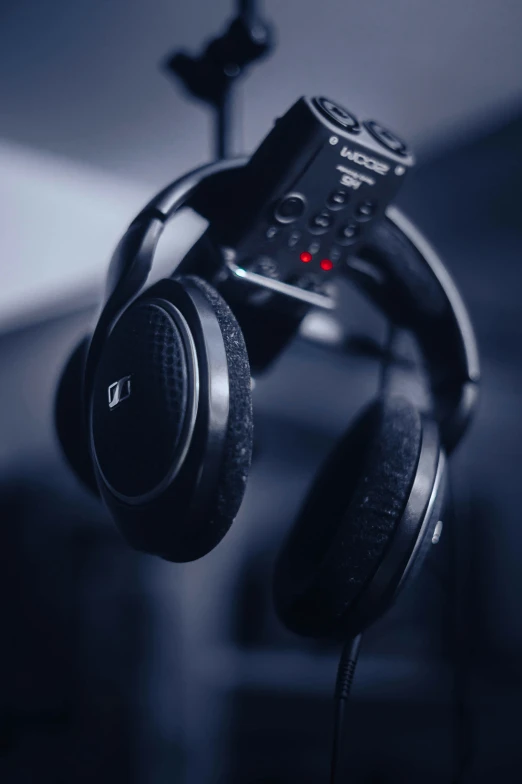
448,473,473,783
330,633,363,784
328,324,393,783
328,322,392,783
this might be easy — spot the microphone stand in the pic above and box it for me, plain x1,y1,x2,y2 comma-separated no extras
162,0,275,160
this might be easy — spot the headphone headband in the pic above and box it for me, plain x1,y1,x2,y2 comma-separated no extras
83,158,242,403
86,158,478,453
351,208,479,452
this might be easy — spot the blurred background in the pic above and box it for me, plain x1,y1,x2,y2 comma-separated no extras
1,0,521,782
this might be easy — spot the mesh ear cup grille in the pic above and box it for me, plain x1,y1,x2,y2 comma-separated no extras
91,301,191,499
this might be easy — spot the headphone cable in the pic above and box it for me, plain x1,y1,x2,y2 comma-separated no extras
330,633,363,784
329,320,391,783
447,473,473,783
329,320,401,783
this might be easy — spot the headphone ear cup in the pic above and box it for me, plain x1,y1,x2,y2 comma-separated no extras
54,337,99,495
89,275,253,561
273,396,424,639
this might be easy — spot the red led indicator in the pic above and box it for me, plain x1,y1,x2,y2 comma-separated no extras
300,251,313,263
320,258,334,271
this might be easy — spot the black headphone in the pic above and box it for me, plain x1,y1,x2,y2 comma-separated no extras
54,155,479,641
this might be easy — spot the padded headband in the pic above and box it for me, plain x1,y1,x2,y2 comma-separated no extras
349,208,479,452
85,158,478,454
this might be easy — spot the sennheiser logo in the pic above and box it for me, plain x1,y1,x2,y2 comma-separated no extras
339,146,389,176
108,375,132,410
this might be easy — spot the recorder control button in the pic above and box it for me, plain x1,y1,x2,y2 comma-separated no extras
274,194,306,224
308,212,333,234
355,201,375,220
288,230,301,248
337,223,360,245
327,189,350,210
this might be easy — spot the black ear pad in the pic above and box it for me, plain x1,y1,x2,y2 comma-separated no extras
273,396,423,639
90,275,253,562
54,337,99,496
183,275,253,530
